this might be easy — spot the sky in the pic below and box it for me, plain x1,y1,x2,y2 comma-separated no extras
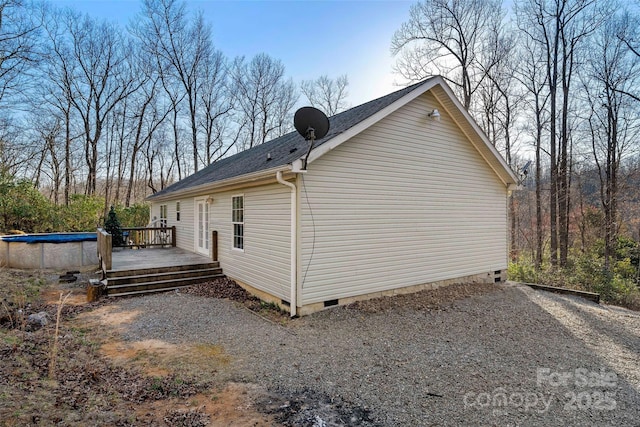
50,0,415,107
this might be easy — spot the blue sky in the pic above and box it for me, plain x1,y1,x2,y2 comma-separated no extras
51,0,414,106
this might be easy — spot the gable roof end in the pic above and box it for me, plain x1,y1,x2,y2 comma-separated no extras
301,76,518,187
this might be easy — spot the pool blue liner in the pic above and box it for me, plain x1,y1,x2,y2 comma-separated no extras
1,233,97,244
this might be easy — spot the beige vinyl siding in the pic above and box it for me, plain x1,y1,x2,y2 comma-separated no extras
174,198,194,251
211,183,290,301
150,203,159,225
299,91,508,304
150,199,194,251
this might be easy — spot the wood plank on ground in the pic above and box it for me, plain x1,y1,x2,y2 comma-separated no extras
516,281,600,304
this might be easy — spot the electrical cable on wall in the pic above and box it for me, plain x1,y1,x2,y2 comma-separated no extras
301,173,315,288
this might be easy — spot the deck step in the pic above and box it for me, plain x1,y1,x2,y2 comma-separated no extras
107,267,222,286
107,273,224,296
106,286,190,298
106,262,219,278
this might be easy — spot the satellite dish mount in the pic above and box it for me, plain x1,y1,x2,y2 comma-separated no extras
294,107,330,170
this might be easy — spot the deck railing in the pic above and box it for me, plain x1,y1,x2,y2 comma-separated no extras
119,226,176,248
97,227,112,271
97,226,177,274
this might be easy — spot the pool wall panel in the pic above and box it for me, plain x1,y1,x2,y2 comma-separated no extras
0,238,99,269
82,241,98,266
0,240,7,267
8,242,42,269
44,242,79,269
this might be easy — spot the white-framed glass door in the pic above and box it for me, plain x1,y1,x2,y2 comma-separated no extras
195,199,209,256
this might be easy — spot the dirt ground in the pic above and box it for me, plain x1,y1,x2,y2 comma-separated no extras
0,268,286,426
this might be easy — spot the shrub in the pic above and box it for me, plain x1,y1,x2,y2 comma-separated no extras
58,194,104,232
507,261,537,283
115,203,150,227
0,174,53,233
615,258,636,280
103,206,124,246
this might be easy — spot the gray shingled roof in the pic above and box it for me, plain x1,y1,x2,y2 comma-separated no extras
147,80,427,200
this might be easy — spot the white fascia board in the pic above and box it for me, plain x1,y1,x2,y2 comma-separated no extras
146,165,292,202
433,82,519,186
304,77,441,166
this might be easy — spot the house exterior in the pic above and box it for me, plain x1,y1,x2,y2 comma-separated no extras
147,77,518,316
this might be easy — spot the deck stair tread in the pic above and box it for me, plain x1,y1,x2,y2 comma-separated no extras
106,274,224,296
106,262,219,278
108,273,223,289
107,267,222,285
105,259,223,297
106,287,191,298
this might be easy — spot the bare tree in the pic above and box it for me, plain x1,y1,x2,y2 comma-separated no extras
557,1,604,267
615,9,640,103
39,5,78,205
582,10,640,271
391,0,504,110
109,100,130,203
514,36,549,269
198,49,233,165
137,0,213,173
35,117,63,203
0,0,41,184
0,116,30,176
230,53,298,149
158,75,186,179
478,30,521,156
516,0,602,266
0,0,40,106
300,74,349,116
64,11,140,195
125,75,170,206
145,128,175,193
479,31,524,260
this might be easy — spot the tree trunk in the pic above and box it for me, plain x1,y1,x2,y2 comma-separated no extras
64,106,71,206
172,107,182,181
535,104,543,269
548,13,561,268
189,92,199,173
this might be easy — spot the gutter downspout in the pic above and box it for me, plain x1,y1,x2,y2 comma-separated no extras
276,170,297,317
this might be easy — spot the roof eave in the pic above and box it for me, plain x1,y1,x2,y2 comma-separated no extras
146,164,293,202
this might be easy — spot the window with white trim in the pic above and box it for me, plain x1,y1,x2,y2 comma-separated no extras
159,204,168,227
232,196,244,250
176,202,180,221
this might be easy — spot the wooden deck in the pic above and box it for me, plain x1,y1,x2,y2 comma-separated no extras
110,247,212,272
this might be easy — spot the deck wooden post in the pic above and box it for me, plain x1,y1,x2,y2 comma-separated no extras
171,226,176,247
97,228,112,272
105,234,112,270
212,230,218,261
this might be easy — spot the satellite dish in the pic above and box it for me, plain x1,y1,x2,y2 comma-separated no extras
294,107,330,170
294,107,330,141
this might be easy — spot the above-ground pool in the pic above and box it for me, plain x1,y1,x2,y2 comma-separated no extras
0,232,99,270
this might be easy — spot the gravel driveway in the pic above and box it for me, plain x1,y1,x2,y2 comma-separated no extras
105,282,640,426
